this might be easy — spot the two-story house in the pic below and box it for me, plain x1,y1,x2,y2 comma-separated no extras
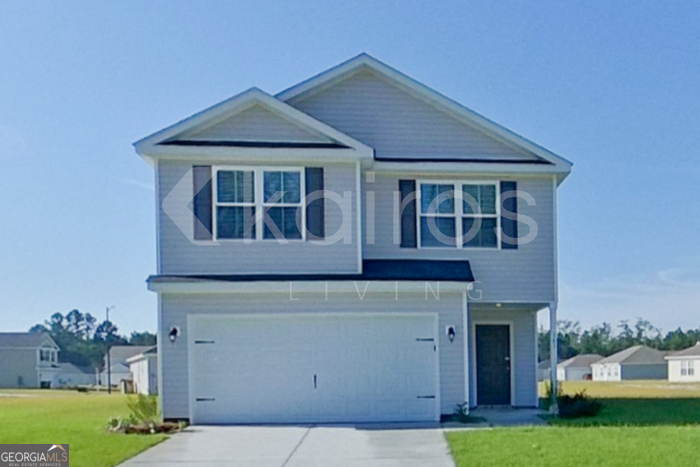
0,332,60,388
135,54,572,424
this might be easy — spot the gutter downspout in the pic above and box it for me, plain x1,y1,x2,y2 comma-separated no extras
549,303,558,414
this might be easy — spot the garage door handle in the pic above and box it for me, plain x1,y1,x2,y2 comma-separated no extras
314,374,317,389
417,395,436,399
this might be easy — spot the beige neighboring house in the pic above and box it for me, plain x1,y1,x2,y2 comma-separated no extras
100,345,153,387
591,345,668,381
556,354,602,381
127,346,158,395
666,342,700,383
0,333,60,388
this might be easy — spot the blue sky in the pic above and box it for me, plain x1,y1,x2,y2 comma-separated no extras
1,1,698,335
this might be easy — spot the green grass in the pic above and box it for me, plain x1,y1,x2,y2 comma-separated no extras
447,381,700,467
0,390,167,467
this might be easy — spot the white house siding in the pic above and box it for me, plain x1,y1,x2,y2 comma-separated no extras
621,364,668,380
157,160,359,275
0,349,39,388
558,367,592,381
130,358,158,395
179,104,333,143
468,307,538,408
363,173,556,303
592,363,621,382
286,69,539,162
159,291,467,420
668,358,700,382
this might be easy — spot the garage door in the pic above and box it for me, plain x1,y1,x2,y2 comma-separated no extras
189,313,439,424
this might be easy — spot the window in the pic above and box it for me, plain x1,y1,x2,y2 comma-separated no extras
40,349,52,362
418,181,499,249
213,167,305,241
681,360,694,376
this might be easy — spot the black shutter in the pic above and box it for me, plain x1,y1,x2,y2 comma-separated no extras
399,180,417,248
500,181,518,249
305,168,325,239
193,166,213,240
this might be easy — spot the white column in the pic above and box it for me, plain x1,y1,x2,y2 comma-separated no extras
462,290,470,407
549,302,558,414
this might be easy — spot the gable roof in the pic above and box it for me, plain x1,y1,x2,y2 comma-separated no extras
666,342,700,359
594,346,668,365
126,345,157,364
277,53,573,178
0,332,58,349
558,354,603,369
134,88,374,162
58,363,93,374
105,345,154,366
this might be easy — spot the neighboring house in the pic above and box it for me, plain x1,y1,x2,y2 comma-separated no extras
54,363,95,388
0,333,60,388
134,54,573,424
591,346,668,381
537,360,553,382
127,346,158,395
556,354,602,381
100,345,152,387
666,342,700,383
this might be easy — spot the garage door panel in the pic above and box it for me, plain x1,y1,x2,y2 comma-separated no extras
190,314,438,424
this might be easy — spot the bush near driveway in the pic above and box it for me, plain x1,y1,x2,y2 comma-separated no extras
0,390,167,467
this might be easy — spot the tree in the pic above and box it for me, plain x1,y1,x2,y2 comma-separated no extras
129,331,156,346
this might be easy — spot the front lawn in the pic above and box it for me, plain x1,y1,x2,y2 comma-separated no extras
447,381,700,467
0,390,167,467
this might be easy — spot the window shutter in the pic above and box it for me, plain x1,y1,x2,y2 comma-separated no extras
399,180,417,248
192,166,213,240
305,167,325,239
500,181,518,249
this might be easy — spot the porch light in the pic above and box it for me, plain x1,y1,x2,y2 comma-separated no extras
446,326,456,343
169,327,179,343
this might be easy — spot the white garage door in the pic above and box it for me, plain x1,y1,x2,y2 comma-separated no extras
189,313,439,424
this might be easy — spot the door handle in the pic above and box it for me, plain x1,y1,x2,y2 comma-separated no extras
505,357,510,361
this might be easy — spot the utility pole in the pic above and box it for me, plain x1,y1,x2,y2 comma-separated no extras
106,306,115,394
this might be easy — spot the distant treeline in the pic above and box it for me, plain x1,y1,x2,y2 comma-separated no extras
538,319,700,362
29,310,156,370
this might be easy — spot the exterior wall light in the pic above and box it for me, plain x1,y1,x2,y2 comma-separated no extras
446,326,456,343
169,327,179,343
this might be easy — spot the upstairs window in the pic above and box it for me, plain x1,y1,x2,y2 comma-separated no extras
213,167,305,241
418,181,500,249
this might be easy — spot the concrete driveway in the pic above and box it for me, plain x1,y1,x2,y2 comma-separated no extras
119,423,455,467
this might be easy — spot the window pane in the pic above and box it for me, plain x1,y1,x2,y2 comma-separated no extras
283,172,301,204
218,170,254,203
420,217,456,247
421,184,454,214
264,207,302,239
265,171,301,204
480,185,496,214
463,217,497,248
217,206,255,239
463,184,496,214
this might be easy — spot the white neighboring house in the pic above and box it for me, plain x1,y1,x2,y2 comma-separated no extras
666,342,700,383
0,333,60,388
127,346,158,395
134,53,573,424
591,346,668,381
556,354,602,381
100,345,153,387
54,363,95,388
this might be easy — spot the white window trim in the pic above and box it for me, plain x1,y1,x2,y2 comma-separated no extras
212,166,306,242
416,179,501,250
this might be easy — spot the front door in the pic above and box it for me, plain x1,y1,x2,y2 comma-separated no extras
476,324,511,405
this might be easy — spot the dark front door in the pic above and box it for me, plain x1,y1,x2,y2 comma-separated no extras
476,325,511,405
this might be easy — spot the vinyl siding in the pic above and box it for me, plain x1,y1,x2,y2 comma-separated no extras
621,363,668,380
668,358,700,382
0,349,38,388
287,69,540,161
157,160,359,274
159,291,466,419
179,104,332,143
364,173,556,303
469,307,538,407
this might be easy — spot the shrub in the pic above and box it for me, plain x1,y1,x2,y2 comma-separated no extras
541,381,563,410
452,403,471,423
557,390,603,419
126,394,160,426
